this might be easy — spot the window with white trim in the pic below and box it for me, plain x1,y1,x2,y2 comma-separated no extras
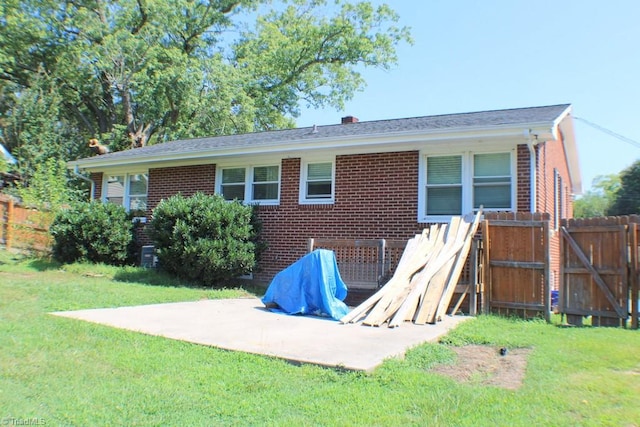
104,173,148,213
300,160,334,203
419,151,514,221
220,168,246,201
217,165,280,204
425,155,462,215
473,153,512,210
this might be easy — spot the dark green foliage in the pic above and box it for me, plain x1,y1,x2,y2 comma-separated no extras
1,0,410,166
573,174,620,218
50,201,135,265
608,159,640,215
148,193,260,286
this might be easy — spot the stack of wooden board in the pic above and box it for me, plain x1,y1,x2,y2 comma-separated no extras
340,211,481,327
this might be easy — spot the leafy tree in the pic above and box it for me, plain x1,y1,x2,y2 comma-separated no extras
573,174,620,218
0,157,8,175
608,160,640,215
15,157,81,211
1,0,411,163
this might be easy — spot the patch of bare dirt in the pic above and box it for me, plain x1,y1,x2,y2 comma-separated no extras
431,345,531,390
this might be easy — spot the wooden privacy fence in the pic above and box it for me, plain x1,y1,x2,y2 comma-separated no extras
483,212,551,321
560,216,639,328
0,196,52,252
483,212,639,328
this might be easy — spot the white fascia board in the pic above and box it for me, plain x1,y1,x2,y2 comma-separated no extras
551,105,573,140
557,114,582,194
69,122,549,172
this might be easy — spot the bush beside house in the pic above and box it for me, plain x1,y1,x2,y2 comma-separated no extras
50,201,136,265
147,193,260,287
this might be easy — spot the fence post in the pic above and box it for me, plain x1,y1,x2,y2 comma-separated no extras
469,237,479,316
6,198,14,250
481,219,490,314
543,219,551,323
630,222,638,330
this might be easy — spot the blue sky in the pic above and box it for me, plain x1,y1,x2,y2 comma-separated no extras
295,0,640,193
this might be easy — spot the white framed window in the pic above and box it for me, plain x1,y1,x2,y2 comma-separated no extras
300,160,335,204
425,155,462,216
217,164,280,205
252,165,279,201
418,150,514,222
103,172,148,214
473,153,512,210
221,168,246,201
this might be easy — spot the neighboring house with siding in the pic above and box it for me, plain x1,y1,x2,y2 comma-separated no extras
68,104,581,287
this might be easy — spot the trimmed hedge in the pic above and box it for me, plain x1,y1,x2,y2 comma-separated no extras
147,193,260,286
50,201,135,265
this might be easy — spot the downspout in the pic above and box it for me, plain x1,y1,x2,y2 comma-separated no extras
73,165,95,201
526,130,537,213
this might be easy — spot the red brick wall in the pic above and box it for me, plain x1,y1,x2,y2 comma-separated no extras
147,164,216,212
255,152,423,281
516,144,531,211
89,145,559,283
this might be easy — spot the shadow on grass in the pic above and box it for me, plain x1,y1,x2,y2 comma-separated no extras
113,268,190,287
0,249,60,271
26,258,62,271
112,268,267,296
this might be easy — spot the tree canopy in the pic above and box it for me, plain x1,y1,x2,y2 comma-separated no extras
608,159,640,215
573,174,620,218
0,0,411,179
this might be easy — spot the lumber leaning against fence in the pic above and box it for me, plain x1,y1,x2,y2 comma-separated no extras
371,224,449,327
386,221,460,327
340,212,481,327
433,210,482,322
409,217,471,326
339,229,432,324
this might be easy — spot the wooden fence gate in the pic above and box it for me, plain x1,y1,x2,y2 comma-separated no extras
560,216,639,327
483,213,551,321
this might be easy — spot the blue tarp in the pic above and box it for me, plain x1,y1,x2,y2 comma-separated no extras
261,249,349,320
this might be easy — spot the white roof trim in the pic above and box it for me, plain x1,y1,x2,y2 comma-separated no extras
69,122,555,171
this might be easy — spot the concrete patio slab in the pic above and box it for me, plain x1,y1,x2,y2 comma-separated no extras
51,298,472,371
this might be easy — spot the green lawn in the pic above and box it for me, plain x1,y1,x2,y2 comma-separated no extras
1,250,639,426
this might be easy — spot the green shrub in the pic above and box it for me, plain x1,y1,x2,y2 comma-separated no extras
148,193,260,286
50,201,136,265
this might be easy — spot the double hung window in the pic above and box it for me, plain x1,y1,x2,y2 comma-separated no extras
300,161,334,203
218,165,280,204
420,151,513,221
104,173,148,214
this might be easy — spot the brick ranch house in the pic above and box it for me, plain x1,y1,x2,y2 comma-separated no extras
69,104,581,289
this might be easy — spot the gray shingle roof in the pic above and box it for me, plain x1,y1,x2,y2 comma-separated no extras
74,104,570,165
